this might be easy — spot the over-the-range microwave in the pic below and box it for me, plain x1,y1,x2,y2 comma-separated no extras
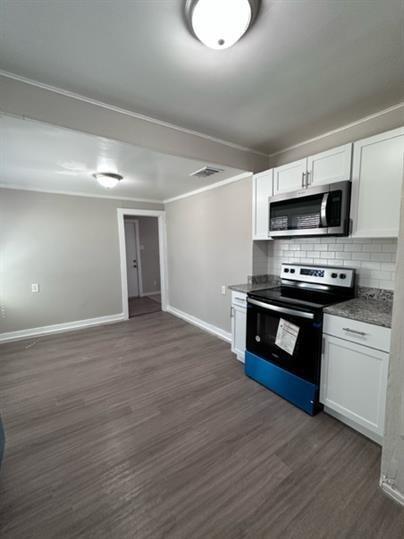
268,180,351,238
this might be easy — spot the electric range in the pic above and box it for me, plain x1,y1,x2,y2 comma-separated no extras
245,263,356,415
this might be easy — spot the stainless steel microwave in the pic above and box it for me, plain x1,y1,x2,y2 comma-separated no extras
268,180,351,238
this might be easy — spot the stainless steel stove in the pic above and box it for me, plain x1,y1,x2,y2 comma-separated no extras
245,263,356,415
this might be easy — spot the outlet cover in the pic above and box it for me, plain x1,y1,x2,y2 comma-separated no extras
31,283,40,293
221,285,226,295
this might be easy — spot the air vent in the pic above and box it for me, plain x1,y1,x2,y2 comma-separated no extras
190,166,224,178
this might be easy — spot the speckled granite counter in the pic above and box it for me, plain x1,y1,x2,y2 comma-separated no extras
228,275,280,294
324,288,393,329
228,282,278,294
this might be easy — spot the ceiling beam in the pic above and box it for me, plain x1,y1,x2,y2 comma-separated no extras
0,73,268,173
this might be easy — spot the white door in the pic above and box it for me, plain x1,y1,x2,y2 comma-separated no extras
351,127,404,238
125,221,140,298
320,334,389,439
273,158,307,195
307,143,352,187
253,169,273,239
231,305,247,362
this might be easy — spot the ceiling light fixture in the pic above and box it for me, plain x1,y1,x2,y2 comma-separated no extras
185,0,260,50
93,172,123,189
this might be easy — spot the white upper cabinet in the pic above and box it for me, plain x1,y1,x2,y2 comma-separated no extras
307,143,352,187
252,169,273,240
273,159,307,195
351,127,404,238
273,144,353,195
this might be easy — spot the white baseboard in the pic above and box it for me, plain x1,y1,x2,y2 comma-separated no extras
0,312,126,344
166,305,231,343
140,290,161,297
380,478,404,506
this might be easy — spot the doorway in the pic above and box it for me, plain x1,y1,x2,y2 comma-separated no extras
124,216,161,317
118,209,167,319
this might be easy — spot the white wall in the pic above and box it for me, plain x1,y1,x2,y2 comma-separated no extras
267,238,397,290
381,164,404,504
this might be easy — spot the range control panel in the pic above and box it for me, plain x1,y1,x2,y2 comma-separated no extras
281,264,355,288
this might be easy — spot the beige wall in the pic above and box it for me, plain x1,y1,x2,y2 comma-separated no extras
0,188,163,334
165,178,253,333
0,75,268,173
269,104,404,167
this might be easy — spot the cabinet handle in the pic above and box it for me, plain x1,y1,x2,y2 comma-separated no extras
306,171,311,187
301,172,306,188
230,306,234,318
342,327,367,336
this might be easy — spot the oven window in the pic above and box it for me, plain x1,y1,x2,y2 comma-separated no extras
246,303,322,383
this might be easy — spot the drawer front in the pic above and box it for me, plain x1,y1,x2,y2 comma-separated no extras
232,291,247,308
323,314,391,352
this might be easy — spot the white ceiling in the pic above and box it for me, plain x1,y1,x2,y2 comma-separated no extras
0,0,402,153
0,115,245,201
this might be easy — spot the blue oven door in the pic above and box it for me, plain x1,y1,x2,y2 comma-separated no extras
245,299,323,415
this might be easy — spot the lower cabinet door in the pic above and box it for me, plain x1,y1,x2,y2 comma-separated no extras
320,334,389,439
231,306,246,362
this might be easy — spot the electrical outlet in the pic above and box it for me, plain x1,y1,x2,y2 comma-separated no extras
221,285,226,295
31,283,40,293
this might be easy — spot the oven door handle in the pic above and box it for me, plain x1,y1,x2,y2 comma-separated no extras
247,299,315,320
320,192,329,228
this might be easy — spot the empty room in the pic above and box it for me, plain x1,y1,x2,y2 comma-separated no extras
0,0,404,536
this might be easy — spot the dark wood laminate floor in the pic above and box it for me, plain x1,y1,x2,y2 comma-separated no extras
0,312,403,538
129,296,161,318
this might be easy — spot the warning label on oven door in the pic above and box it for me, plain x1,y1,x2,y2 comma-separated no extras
275,318,300,355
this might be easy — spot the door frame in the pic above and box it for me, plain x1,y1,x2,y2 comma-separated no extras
117,209,168,319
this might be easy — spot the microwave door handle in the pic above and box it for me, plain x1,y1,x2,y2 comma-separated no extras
247,299,314,320
320,192,329,227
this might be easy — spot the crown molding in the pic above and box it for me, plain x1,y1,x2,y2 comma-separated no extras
0,69,268,158
164,171,252,203
0,184,163,204
268,102,404,158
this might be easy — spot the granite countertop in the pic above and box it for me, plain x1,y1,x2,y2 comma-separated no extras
228,282,278,294
324,288,393,329
228,275,280,294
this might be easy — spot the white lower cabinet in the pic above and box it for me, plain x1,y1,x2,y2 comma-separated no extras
320,315,390,444
231,292,247,363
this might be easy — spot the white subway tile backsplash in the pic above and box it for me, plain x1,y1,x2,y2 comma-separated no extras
264,238,397,290
352,252,370,261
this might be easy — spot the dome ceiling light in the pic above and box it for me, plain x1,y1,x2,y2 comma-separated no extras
185,0,260,50
93,172,123,189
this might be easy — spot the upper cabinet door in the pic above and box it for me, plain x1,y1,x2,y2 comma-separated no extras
307,143,352,187
252,169,273,240
351,128,404,238
273,158,307,195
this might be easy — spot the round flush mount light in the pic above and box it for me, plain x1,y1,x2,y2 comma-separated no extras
93,172,123,189
185,0,260,50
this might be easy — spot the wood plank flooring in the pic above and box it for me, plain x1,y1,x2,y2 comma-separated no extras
129,296,161,318
0,311,403,538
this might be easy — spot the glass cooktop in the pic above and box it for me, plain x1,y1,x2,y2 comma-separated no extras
248,286,352,311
